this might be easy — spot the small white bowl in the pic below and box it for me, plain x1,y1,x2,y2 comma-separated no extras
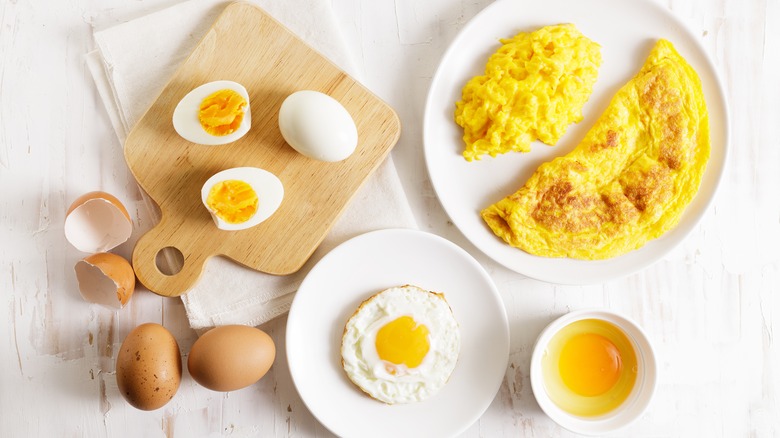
530,309,658,435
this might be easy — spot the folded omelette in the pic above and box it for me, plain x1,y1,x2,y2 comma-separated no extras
481,39,710,259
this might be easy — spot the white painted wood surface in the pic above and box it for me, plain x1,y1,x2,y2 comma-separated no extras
1,0,777,436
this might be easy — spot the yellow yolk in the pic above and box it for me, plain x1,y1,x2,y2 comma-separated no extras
198,89,246,136
559,333,622,396
206,180,258,224
375,316,430,371
541,318,638,417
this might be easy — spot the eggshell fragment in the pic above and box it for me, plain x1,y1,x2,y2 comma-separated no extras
187,325,276,392
278,90,358,162
116,323,182,411
64,191,133,253
74,252,135,309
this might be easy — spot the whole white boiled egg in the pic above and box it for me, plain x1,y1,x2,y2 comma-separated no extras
200,167,283,231
173,80,251,146
278,90,358,162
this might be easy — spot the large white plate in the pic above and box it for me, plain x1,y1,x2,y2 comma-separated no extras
286,229,510,438
423,0,728,284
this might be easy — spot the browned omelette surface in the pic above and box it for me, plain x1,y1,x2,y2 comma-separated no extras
481,39,710,259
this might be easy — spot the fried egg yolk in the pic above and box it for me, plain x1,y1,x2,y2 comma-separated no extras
559,333,622,397
375,316,430,373
198,89,247,136
206,180,258,224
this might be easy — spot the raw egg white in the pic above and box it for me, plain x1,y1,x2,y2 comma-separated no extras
278,90,358,162
341,285,460,404
200,167,283,231
173,80,251,145
541,318,638,417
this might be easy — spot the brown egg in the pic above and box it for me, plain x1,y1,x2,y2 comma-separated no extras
187,325,275,392
116,323,182,410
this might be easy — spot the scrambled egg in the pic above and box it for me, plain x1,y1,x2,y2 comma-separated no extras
481,39,710,259
454,24,602,161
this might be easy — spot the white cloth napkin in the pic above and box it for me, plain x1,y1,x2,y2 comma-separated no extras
86,0,417,329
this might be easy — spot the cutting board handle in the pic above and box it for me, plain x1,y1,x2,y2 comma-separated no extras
131,221,208,297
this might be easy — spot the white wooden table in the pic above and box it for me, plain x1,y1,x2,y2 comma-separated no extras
2,0,777,436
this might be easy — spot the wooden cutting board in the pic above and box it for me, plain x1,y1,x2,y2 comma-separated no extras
125,1,401,297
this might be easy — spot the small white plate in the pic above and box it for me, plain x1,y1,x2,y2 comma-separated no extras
423,0,728,284
286,229,510,438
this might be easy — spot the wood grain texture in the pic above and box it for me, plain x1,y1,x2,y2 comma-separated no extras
125,2,400,297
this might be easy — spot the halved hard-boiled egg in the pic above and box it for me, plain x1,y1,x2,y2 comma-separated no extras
341,285,461,404
200,167,284,231
173,80,251,145
64,191,133,253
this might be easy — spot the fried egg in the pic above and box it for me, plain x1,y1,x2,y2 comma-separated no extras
481,39,710,259
173,80,252,145
341,285,460,404
200,167,283,231
454,24,601,161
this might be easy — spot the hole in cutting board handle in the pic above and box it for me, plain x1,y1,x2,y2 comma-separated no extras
155,246,185,276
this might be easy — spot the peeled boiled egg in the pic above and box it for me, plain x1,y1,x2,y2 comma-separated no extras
116,323,182,411
341,285,461,404
541,318,638,417
187,325,276,392
278,90,358,162
200,167,283,231
64,191,133,253
173,80,251,145
74,252,135,309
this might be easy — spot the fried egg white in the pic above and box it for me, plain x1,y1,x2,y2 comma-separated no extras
341,285,460,404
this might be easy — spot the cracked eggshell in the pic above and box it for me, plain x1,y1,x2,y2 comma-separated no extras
75,252,136,309
64,191,133,253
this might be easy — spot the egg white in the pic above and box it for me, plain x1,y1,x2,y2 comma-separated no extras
173,80,252,146
200,167,284,231
278,90,358,162
341,285,460,404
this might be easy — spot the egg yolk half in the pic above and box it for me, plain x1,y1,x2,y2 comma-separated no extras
206,180,258,224
198,89,246,136
559,333,622,396
375,316,430,372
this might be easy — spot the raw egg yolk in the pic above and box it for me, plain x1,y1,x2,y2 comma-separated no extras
206,180,258,224
559,333,623,397
198,89,246,136
375,316,430,371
